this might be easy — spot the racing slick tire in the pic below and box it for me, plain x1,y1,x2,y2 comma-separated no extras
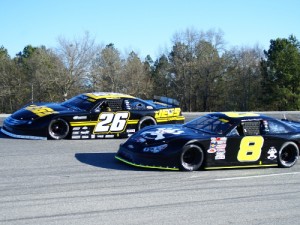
48,118,70,140
180,144,204,171
278,142,299,168
138,116,157,130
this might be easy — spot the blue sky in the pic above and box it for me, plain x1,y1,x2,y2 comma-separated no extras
1,0,300,59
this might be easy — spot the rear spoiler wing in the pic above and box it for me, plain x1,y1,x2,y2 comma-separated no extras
153,96,180,107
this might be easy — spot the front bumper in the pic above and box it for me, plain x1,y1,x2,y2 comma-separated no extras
115,145,179,171
1,127,47,140
2,117,47,140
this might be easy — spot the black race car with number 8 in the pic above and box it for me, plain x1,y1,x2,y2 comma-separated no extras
116,112,300,171
1,92,185,140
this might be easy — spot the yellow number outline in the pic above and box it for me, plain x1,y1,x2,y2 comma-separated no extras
237,136,264,162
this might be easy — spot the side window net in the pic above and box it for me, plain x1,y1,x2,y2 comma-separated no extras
107,99,123,111
240,121,261,136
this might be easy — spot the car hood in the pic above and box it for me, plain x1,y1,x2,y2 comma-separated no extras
128,124,210,145
10,103,79,120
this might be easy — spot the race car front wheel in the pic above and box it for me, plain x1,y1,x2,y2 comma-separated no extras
180,144,204,171
138,116,157,130
48,118,70,140
278,142,299,168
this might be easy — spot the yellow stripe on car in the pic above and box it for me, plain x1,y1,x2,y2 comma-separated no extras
223,112,260,118
85,93,134,100
205,164,277,170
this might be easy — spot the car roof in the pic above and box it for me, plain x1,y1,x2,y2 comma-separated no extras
84,92,135,100
208,112,271,121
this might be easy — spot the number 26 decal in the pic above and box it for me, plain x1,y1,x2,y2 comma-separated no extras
94,112,129,133
237,136,264,162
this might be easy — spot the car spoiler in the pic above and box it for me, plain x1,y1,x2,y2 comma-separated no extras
153,96,180,107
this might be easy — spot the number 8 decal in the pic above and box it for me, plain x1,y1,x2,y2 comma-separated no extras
95,112,129,133
237,136,264,162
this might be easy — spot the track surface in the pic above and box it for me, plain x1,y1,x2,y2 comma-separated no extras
0,113,300,225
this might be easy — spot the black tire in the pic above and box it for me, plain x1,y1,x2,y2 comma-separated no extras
138,116,157,130
180,144,204,171
278,142,299,168
48,118,70,140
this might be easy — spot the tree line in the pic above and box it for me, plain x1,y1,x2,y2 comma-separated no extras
1,29,300,113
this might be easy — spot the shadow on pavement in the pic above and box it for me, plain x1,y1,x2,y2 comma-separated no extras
75,152,168,172
75,152,139,171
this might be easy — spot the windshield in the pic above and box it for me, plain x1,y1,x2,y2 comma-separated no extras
184,115,233,135
61,95,96,111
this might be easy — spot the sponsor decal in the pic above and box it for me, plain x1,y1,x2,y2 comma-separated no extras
207,148,217,154
73,116,87,120
73,127,80,131
210,137,227,160
143,144,168,153
72,135,81,139
154,108,181,119
126,129,136,133
141,127,184,140
210,143,216,148
267,147,277,160
216,144,226,148
105,135,114,138
216,147,226,152
215,152,226,160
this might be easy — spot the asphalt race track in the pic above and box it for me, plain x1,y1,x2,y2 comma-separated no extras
0,113,300,225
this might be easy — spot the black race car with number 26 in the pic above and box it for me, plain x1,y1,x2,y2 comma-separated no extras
1,92,184,140
116,112,300,171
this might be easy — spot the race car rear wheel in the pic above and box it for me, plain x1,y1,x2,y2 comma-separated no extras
278,142,299,168
180,144,204,171
48,118,70,140
138,116,157,130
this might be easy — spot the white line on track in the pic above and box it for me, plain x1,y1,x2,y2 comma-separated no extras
213,172,300,181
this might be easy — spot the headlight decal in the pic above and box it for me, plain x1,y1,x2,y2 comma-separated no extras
143,144,168,153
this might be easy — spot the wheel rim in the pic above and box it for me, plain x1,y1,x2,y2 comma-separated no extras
181,146,203,170
281,146,297,164
49,119,69,139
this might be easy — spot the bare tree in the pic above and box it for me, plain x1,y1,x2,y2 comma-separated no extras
55,32,101,99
